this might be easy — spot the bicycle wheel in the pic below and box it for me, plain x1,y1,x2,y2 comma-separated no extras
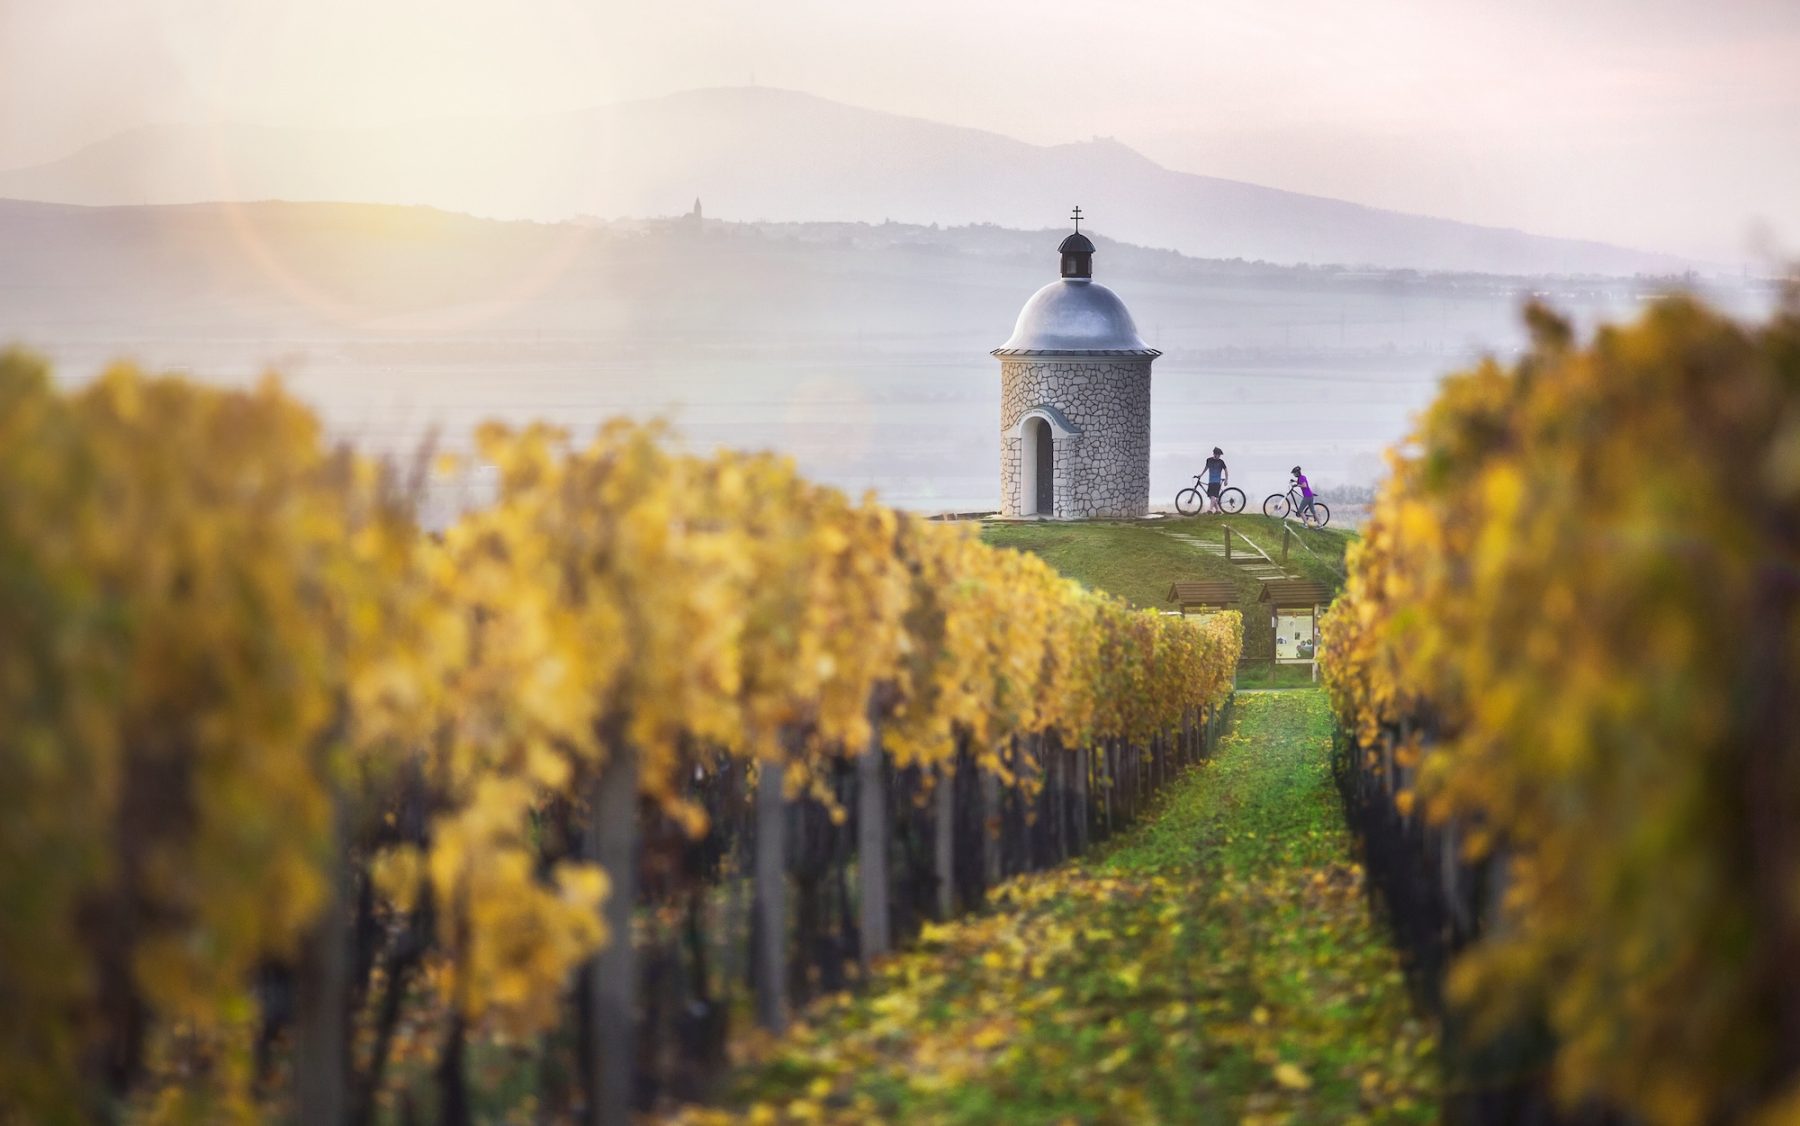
1309,502,1331,528
1220,487,1245,514
1263,493,1290,518
1174,487,1204,515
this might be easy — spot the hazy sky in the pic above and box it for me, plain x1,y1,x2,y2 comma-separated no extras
3,0,1797,262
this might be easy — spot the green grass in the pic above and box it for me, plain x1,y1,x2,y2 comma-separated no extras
978,516,1354,613
1235,662,1325,689
692,691,1438,1124
1192,513,1356,595
977,520,1226,610
979,516,1355,673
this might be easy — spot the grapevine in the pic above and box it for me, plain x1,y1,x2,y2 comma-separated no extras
0,351,1241,1119
1321,294,1800,1124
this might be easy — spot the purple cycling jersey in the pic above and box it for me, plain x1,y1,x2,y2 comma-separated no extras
1295,473,1313,498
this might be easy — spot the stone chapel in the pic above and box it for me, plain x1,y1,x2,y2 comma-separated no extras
994,215,1159,519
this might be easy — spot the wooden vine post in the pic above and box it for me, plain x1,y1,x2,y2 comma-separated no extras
856,709,891,962
981,766,1002,888
754,755,788,1032
295,793,350,1126
1073,745,1091,852
587,744,639,1126
934,766,955,918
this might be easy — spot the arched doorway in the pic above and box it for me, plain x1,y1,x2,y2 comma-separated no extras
1011,405,1078,519
1021,415,1055,516
1033,418,1054,515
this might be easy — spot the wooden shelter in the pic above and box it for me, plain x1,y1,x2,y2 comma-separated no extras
1258,580,1332,665
1257,580,1331,610
1166,581,1240,617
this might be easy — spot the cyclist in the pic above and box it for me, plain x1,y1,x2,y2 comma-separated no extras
1292,466,1319,526
1203,447,1229,513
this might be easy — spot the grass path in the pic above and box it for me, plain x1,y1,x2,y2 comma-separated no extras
676,691,1437,1124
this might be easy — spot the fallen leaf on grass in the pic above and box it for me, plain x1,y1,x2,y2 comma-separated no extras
1273,1062,1312,1090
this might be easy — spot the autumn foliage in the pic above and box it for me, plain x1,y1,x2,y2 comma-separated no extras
1321,294,1800,1124
0,351,1239,1120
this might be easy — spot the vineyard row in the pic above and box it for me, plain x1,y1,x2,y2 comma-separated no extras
0,351,1242,1122
1320,296,1800,1126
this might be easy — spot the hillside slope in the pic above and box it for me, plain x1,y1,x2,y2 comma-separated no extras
980,515,1354,683
980,516,1351,609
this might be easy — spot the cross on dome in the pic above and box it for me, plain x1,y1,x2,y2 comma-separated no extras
1057,211,1096,280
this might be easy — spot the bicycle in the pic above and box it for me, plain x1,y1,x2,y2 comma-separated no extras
1262,482,1331,527
1175,475,1244,515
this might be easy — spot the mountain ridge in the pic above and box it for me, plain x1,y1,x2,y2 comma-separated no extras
0,86,1693,276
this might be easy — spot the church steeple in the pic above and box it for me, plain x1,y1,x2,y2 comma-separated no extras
1058,206,1094,279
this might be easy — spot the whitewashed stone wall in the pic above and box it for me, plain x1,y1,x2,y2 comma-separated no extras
999,357,1153,519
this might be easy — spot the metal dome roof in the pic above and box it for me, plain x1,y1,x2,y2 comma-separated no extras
1057,231,1096,254
992,278,1160,357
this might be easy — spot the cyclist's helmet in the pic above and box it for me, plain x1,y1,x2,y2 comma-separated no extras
1291,466,1302,475
1213,447,1223,456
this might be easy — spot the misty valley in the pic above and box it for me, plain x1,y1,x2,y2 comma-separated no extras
0,198,1778,516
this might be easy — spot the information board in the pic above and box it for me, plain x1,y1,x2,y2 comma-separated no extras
1275,609,1318,664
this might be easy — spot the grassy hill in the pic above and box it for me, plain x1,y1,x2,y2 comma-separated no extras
980,514,1356,685
980,514,1354,608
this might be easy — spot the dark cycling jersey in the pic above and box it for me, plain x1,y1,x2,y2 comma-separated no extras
1204,456,1226,483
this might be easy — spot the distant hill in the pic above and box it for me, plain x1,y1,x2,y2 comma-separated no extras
0,196,1693,348
0,87,1691,276
0,196,1771,514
